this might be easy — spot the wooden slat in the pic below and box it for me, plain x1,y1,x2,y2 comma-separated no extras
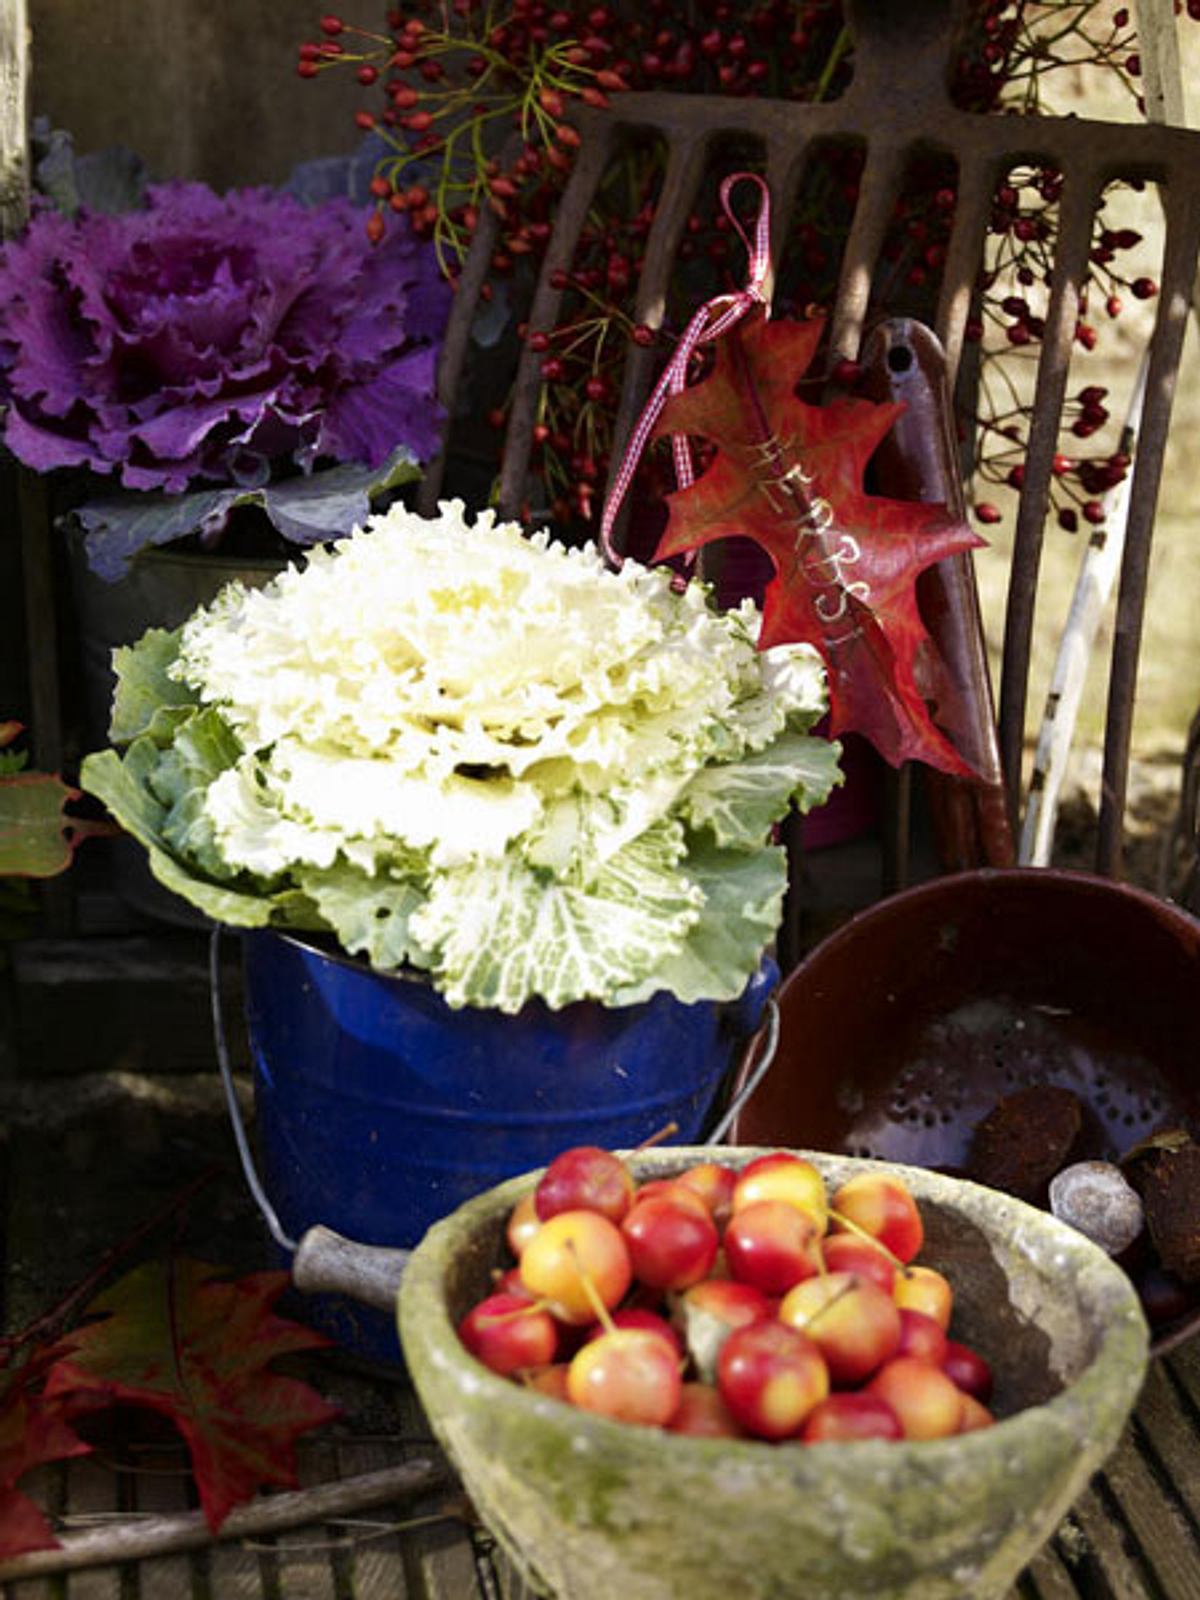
1129,1359,1200,1528
390,1390,479,1600
1066,1481,1155,1600
335,1437,413,1600
129,1445,197,1600
477,1536,539,1600
200,1542,267,1600
61,1460,121,1600
4,1466,61,1600
260,1442,338,1600
1164,1336,1200,1411
1099,1432,1200,1597
1019,1540,1085,1600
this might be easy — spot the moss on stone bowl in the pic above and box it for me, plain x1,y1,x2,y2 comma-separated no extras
397,1147,1149,1600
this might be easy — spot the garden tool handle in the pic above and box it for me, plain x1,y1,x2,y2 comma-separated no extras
209,928,412,1308
292,1226,410,1312
859,318,1015,870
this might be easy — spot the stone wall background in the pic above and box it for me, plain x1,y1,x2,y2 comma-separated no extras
28,0,376,189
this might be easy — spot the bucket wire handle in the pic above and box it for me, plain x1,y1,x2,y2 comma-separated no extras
707,995,781,1145
209,928,412,1312
210,927,297,1253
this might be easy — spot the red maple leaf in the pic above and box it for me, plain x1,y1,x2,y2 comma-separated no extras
652,314,984,776
0,1343,92,1558
44,1260,339,1532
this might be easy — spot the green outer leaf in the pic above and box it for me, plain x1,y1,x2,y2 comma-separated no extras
611,838,787,1007
297,863,428,971
150,710,245,876
80,747,298,928
77,448,421,581
108,627,198,744
410,820,703,1012
680,730,844,849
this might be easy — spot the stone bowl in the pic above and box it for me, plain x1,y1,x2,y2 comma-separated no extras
397,1146,1149,1600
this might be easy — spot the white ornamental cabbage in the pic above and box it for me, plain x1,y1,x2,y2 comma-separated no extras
82,500,842,1012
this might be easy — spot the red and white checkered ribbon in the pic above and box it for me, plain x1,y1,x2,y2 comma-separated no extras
599,170,773,567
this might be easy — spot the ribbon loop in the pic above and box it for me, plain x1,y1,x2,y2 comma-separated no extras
598,172,773,567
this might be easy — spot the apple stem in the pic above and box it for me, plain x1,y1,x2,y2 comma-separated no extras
634,1121,680,1153
827,1208,906,1271
565,1240,616,1332
792,1279,857,1331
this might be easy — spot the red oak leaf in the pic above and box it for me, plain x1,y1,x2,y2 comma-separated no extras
0,1344,91,1558
44,1261,339,1532
652,314,984,775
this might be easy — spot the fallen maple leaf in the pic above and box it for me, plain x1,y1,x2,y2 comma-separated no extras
652,314,984,776
0,1345,91,1558
0,721,111,877
44,1260,339,1532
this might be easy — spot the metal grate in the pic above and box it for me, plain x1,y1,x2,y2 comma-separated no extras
419,0,1200,879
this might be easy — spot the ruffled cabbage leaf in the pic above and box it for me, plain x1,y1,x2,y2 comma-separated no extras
81,502,842,1011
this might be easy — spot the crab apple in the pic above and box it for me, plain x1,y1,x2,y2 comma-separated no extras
830,1172,924,1264
524,1363,572,1400
732,1152,828,1230
821,1231,897,1294
867,1356,965,1440
778,1271,902,1387
675,1161,737,1226
621,1194,719,1291
667,1381,747,1438
458,1292,559,1376
506,1191,542,1256
535,1144,635,1224
800,1392,904,1443
493,1264,535,1302
724,1199,823,1295
519,1209,632,1324
942,1339,994,1403
895,1308,948,1366
583,1307,683,1359
894,1264,954,1330
566,1327,683,1425
717,1319,829,1440
958,1393,996,1432
631,1179,713,1220
675,1276,774,1382
679,1276,773,1328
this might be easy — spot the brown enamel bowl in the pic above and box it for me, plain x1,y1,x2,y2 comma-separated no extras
727,868,1200,1353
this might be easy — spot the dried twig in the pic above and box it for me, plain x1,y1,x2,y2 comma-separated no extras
0,1459,453,1581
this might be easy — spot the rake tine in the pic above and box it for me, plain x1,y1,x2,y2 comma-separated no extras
602,132,713,554
1099,176,1200,874
934,155,1001,395
997,165,1102,819
496,112,615,517
763,137,812,312
828,142,906,364
417,202,504,515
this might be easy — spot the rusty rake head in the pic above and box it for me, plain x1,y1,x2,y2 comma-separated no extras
420,0,1200,875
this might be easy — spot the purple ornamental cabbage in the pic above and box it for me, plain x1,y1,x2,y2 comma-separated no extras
0,182,451,492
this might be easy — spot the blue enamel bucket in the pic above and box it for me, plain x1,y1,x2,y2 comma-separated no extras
241,930,777,1360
